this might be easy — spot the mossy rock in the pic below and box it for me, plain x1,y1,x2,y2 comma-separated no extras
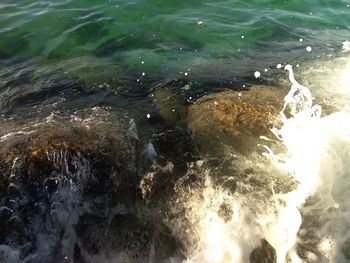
188,86,285,156
150,85,187,125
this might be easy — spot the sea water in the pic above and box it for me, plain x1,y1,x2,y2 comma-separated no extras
1,1,350,262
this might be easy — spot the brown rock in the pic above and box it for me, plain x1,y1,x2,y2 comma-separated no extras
188,86,285,156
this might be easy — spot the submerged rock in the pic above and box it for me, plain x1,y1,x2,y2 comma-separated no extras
149,85,187,125
188,86,285,156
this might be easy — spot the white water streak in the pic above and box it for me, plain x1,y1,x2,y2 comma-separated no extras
271,64,350,262
184,60,350,263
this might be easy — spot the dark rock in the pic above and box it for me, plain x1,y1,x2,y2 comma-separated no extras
250,239,277,263
0,109,138,262
0,78,83,113
0,107,188,262
149,85,187,125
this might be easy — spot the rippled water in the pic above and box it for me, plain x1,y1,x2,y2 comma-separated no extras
1,1,350,263
1,0,349,83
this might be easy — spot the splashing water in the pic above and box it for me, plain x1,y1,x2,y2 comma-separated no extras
180,62,350,263
272,64,350,262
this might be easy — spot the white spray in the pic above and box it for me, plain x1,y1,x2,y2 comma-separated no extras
181,59,350,263
270,64,350,262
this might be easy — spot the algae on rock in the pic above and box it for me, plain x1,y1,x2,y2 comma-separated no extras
188,86,285,156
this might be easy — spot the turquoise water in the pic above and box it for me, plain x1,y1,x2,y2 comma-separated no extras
1,0,349,86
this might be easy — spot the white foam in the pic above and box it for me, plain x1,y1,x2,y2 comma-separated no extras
180,60,350,263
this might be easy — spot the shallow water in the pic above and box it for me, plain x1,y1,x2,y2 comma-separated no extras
1,1,350,263
0,0,349,84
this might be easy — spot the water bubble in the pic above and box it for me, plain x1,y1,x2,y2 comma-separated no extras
184,72,188,76
254,71,261,78
146,114,150,119
241,35,245,39
299,38,303,42
142,72,146,76
277,64,282,69
306,46,312,52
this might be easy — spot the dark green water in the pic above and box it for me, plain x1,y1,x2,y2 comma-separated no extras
1,0,349,88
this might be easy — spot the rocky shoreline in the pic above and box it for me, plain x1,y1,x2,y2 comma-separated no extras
0,77,324,262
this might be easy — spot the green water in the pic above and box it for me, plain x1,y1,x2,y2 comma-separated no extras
1,0,349,86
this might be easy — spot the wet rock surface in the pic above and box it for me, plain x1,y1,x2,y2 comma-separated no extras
149,85,187,126
250,239,277,263
0,108,185,263
188,86,285,156
0,80,307,263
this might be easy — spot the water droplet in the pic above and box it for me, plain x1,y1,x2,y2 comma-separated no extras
342,40,350,51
